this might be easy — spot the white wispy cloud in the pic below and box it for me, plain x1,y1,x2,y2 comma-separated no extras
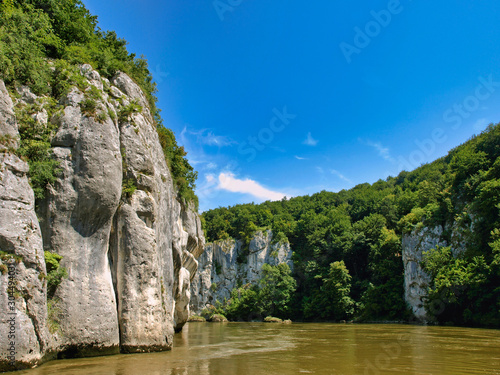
360,139,395,163
330,169,352,183
295,155,307,160
303,132,319,146
217,172,286,201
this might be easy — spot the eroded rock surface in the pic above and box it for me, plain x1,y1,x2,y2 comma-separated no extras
190,230,292,315
0,65,204,370
0,81,51,371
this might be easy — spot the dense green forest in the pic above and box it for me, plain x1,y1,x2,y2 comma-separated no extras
203,124,500,327
0,0,197,206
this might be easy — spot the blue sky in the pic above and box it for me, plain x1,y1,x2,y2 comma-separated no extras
83,0,500,212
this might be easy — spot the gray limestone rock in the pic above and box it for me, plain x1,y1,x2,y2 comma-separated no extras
190,230,293,316
0,65,204,368
402,226,446,322
40,86,123,357
0,81,18,149
0,81,51,371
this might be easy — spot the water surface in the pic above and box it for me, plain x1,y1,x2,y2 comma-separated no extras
11,323,500,374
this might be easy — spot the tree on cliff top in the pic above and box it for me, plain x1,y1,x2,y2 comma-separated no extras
0,0,198,207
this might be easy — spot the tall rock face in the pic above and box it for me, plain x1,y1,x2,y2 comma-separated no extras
402,226,446,321
190,230,293,315
41,72,123,357
0,64,204,370
0,81,51,371
402,221,470,322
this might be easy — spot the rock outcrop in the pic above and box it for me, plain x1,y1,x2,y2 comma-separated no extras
190,230,292,315
402,226,446,321
0,81,52,370
402,220,470,322
0,64,204,371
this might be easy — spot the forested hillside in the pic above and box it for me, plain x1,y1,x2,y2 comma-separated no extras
203,124,500,327
0,0,197,206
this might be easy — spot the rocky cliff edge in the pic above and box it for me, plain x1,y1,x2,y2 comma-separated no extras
0,65,204,371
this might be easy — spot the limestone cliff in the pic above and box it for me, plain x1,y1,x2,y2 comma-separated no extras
402,218,472,322
0,81,51,370
0,65,204,371
190,230,293,315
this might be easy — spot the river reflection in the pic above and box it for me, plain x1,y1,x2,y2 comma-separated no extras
9,323,500,375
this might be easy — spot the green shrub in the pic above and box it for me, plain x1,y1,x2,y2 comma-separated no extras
79,98,96,116
118,99,142,123
47,298,62,334
44,251,67,299
122,178,137,199
1,0,199,209
15,103,61,200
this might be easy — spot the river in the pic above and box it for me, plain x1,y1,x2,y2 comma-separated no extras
9,323,500,375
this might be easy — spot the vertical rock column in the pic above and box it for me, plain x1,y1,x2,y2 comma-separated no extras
173,208,204,332
41,78,122,356
109,73,176,352
0,81,50,371
402,226,447,322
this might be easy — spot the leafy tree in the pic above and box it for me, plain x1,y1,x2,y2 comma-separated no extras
201,116,500,327
1,0,198,206
304,261,354,321
259,263,297,318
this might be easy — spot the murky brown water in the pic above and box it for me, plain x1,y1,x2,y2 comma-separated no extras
9,323,500,375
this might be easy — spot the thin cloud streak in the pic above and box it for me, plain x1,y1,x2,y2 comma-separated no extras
360,138,395,163
330,169,352,183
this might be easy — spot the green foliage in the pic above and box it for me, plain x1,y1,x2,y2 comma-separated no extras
1,0,198,208
44,251,67,299
217,263,296,321
214,260,222,275
209,313,228,322
421,245,498,326
79,97,96,116
223,284,260,321
118,99,142,122
303,261,355,321
47,298,62,333
202,124,500,326
15,102,61,200
259,263,297,318
0,3,57,94
121,178,137,199
156,125,198,207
